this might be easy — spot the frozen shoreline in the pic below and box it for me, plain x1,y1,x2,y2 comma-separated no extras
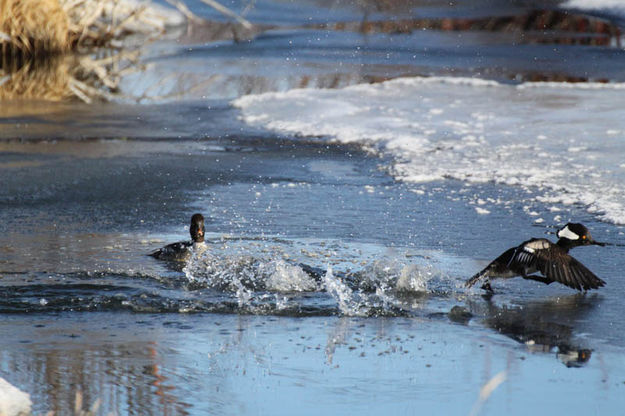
234,76,625,225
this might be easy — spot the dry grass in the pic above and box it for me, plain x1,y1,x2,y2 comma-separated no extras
62,0,185,48
0,0,70,55
0,0,163,101
0,48,142,102
0,0,243,57
0,0,181,56
0,0,253,102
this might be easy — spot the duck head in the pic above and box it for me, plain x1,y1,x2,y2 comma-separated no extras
190,213,205,243
557,223,605,249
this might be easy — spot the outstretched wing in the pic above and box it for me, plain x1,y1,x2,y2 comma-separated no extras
506,239,543,273
534,248,605,291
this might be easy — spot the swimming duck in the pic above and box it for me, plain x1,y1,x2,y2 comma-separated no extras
150,213,206,261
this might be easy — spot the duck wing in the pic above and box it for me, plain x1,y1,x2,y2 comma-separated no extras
149,240,192,260
506,239,544,273
533,245,605,291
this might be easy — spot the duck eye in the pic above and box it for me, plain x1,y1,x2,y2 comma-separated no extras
582,235,587,240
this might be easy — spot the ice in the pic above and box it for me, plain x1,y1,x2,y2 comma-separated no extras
564,0,625,13
234,76,625,224
0,377,31,416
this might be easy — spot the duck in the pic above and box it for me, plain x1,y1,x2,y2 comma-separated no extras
465,223,606,293
150,213,206,261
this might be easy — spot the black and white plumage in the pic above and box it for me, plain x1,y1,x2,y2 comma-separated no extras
466,223,606,292
150,213,206,261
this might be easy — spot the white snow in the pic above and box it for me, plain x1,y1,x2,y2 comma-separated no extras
0,377,31,416
233,76,625,224
565,0,625,10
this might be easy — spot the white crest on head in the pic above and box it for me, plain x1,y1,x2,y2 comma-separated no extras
557,225,580,241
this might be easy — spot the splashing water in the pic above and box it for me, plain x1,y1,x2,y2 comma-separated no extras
175,241,458,317
356,258,434,293
261,260,319,292
183,250,317,293
322,266,365,316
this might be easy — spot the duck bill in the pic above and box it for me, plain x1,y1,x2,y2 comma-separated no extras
591,240,607,246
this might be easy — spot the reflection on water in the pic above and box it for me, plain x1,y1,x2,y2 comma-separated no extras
0,303,623,414
317,9,622,48
472,294,600,367
0,49,141,102
0,56,73,101
2,3,625,104
0,321,191,415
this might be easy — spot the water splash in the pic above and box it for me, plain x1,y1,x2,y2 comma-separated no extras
356,258,434,293
183,250,318,293
260,260,319,292
0,240,463,316
323,266,367,317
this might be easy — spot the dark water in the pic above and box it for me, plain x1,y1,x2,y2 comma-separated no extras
2,0,625,414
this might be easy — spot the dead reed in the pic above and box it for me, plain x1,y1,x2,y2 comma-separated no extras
0,0,252,102
0,0,172,101
0,0,70,57
0,0,183,56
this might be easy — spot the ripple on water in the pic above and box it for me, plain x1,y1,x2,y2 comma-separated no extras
0,241,467,318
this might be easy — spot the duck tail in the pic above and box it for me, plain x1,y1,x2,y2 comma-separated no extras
465,268,489,288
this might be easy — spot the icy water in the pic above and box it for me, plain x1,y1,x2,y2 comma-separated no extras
2,0,625,414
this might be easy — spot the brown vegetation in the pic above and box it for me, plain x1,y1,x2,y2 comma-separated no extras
1,0,181,57
315,10,622,47
0,0,70,56
0,55,73,100
0,49,141,102
0,0,167,101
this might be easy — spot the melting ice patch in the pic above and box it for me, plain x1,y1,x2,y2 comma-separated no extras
233,77,625,224
564,0,625,12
